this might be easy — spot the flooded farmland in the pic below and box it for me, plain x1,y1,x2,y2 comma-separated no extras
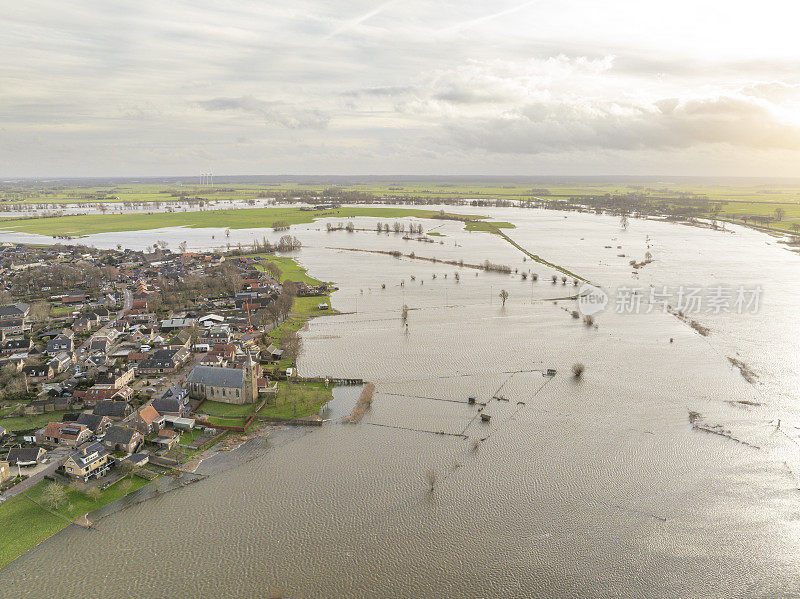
1,206,799,597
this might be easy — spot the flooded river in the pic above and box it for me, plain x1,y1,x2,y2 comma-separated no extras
1,206,799,597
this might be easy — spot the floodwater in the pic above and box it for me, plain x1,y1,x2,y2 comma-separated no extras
2,206,799,597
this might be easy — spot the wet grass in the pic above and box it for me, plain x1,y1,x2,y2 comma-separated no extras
0,476,149,570
256,381,332,420
464,220,515,233
0,206,484,236
0,410,70,432
199,400,257,420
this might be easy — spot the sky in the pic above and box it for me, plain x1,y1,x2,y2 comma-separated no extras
4,0,800,178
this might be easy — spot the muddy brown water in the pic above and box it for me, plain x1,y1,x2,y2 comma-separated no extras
1,207,799,597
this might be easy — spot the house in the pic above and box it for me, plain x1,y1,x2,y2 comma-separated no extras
137,347,189,375
0,337,33,356
134,405,165,435
75,413,113,435
0,317,31,335
163,384,189,404
0,425,6,440
103,426,143,454
185,358,259,405
83,384,133,404
124,352,150,364
0,304,30,334
63,442,110,481
0,302,29,320
88,336,111,355
199,351,227,367
46,333,74,355
265,344,284,362
151,397,185,417
73,314,100,334
6,447,46,467
36,421,93,446
48,351,75,374
202,324,233,344
21,363,55,382
160,317,196,331
91,307,113,322
93,400,133,421
198,314,224,327
152,428,179,448
96,365,135,388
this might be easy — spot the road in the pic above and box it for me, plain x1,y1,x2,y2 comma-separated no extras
0,447,70,500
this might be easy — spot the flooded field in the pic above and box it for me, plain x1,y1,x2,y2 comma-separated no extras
1,206,799,597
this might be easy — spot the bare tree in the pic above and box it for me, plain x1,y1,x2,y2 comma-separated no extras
29,301,51,323
42,482,67,510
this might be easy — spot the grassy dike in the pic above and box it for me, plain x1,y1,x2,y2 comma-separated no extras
0,476,150,570
0,206,487,236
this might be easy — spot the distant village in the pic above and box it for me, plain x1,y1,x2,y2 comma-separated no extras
0,241,333,497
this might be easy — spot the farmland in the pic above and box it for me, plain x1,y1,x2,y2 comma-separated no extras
1,179,800,233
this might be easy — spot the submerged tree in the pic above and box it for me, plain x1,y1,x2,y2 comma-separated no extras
425,469,437,492
571,362,585,378
499,289,509,306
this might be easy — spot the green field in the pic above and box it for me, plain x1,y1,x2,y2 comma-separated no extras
257,255,323,285
464,220,515,233
0,206,486,237
256,381,332,420
0,476,150,570
3,179,800,236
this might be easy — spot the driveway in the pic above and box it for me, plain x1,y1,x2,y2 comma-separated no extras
0,446,71,499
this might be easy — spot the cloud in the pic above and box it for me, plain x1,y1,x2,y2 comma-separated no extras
197,96,330,129
5,1,800,176
444,95,800,154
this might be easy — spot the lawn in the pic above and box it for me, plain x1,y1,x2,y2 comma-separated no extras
0,493,66,570
464,220,516,232
198,399,257,420
256,381,333,420
0,410,69,432
255,255,322,285
178,428,204,446
0,475,149,570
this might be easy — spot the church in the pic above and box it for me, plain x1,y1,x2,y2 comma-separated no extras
185,356,259,405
